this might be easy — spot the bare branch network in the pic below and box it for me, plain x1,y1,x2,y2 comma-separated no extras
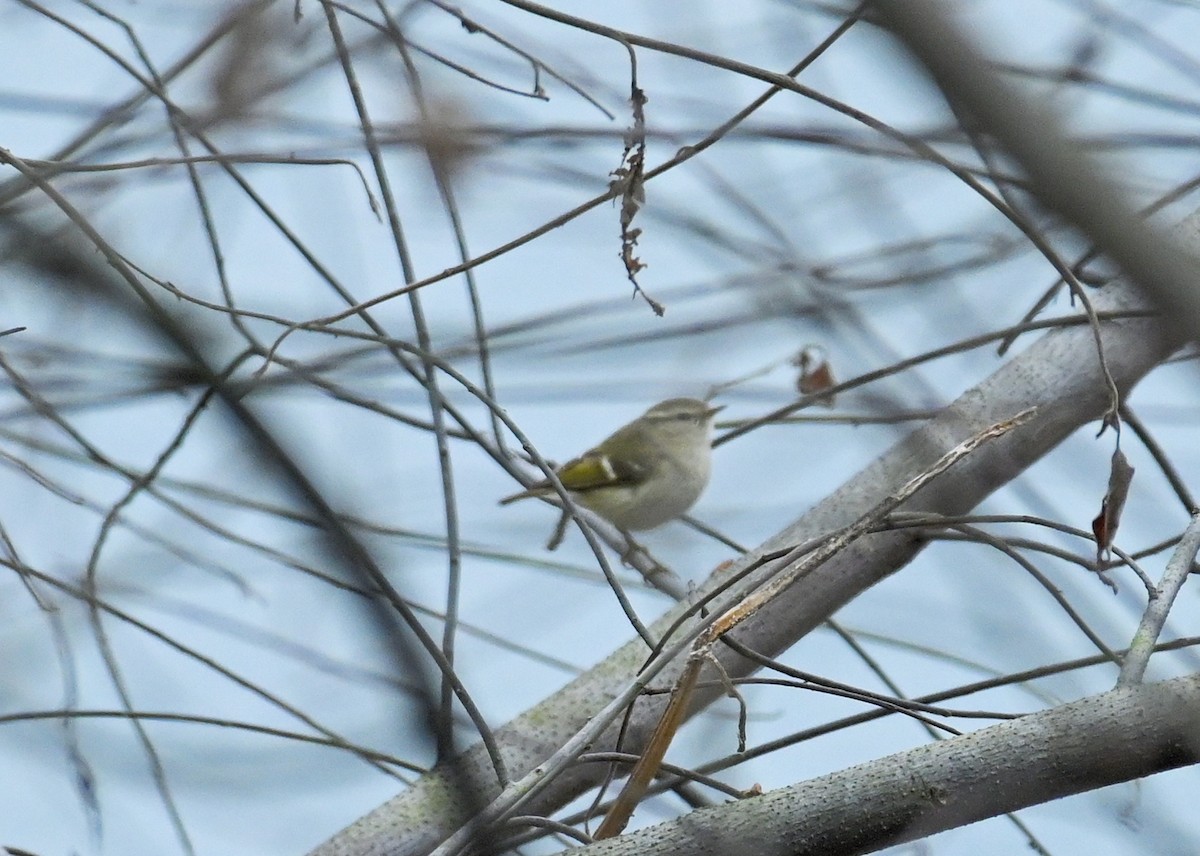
0,2,1198,856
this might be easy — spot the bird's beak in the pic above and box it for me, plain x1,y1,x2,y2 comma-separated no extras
705,404,725,418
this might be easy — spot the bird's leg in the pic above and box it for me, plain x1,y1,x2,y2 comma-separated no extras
617,528,647,566
545,508,571,551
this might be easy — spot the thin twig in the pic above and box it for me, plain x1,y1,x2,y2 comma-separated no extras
593,408,1035,838
1117,513,1200,685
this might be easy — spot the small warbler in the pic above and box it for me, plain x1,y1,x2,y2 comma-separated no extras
500,397,722,530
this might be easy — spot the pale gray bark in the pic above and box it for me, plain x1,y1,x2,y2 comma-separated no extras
1119,514,1200,685
563,674,1200,856
308,6,1200,851
308,279,1182,856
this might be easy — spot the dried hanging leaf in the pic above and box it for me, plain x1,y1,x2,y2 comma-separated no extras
793,344,837,406
609,85,662,315
1092,448,1134,566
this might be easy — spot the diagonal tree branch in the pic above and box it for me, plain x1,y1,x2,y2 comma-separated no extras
561,674,1200,856
870,0,1200,346
308,275,1182,856
308,11,1200,853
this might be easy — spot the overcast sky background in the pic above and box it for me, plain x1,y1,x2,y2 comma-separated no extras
2,1,1200,854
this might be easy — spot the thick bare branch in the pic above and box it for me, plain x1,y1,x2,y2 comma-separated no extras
566,674,1200,856
308,275,1180,856
870,0,1200,348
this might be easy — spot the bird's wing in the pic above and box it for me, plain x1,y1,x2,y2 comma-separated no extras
555,449,649,492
